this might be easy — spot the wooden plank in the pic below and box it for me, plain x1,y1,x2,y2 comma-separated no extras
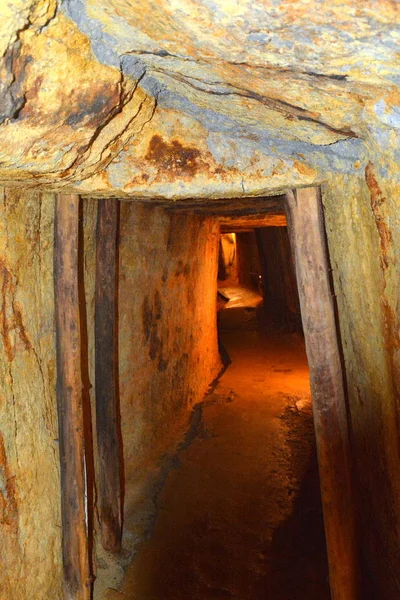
54,194,91,599
95,199,122,552
285,187,360,600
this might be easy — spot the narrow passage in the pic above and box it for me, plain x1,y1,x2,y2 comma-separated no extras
113,301,331,600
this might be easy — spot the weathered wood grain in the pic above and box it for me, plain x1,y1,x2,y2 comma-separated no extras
54,193,91,600
95,199,122,552
285,187,360,600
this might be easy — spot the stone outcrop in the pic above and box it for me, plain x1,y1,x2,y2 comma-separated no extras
0,1,399,198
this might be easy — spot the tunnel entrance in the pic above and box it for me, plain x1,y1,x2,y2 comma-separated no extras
49,188,358,600
217,226,301,332
110,189,357,600
112,223,332,600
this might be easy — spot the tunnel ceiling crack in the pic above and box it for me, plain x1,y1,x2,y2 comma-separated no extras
123,49,367,86
146,67,358,142
56,68,157,185
56,67,139,181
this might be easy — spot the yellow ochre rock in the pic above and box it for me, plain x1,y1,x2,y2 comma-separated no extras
0,0,399,197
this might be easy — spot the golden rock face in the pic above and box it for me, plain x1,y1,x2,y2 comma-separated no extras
0,0,399,198
0,10,155,189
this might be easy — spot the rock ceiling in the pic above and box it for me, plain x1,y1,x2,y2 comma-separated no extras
0,0,399,199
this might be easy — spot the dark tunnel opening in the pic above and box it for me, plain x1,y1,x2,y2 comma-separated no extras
104,192,359,600
214,225,331,600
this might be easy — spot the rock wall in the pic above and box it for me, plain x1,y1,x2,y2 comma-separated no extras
117,204,221,529
82,201,222,595
256,227,301,327
322,172,400,600
0,188,63,600
219,232,261,290
0,192,221,599
218,233,238,285
235,232,261,290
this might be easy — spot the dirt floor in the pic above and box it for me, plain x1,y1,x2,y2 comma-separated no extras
105,300,331,600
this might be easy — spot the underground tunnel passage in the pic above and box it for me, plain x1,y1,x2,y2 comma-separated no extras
2,3,400,599
111,217,332,600
1,189,361,600
56,190,358,600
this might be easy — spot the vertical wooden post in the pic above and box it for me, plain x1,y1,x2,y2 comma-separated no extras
285,187,360,600
54,194,91,600
95,199,122,552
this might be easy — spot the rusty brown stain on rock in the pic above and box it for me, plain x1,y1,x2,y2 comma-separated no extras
158,358,168,372
380,297,400,468
142,291,167,365
142,296,152,342
382,299,400,352
149,331,162,361
175,260,190,277
154,290,162,320
126,173,150,187
0,432,18,533
18,71,43,120
365,161,392,271
145,135,206,176
365,164,400,437
0,261,32,363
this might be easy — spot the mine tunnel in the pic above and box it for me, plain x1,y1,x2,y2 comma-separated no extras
2,188,359,600
2,3,400,600
87,192,348,600
0,186,375,600
119,211,333,600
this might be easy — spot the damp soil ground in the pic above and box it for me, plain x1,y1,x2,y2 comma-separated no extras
107,300,331,600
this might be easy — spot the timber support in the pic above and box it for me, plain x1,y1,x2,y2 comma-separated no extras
285,187,360,600
95,198,122,552
54,193,91,600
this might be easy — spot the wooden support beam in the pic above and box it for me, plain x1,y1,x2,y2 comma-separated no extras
54,194,91,600
285,187,360,600
95,199,122,552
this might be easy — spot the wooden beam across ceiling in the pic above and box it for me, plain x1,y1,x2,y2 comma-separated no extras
125,195,286,218
220,213,287,231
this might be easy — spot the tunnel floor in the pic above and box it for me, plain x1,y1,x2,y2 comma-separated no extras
107,305,331,600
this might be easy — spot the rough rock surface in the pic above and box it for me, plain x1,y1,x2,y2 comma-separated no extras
117,204,221,525
0,1,399,198
0,194,222,599
1,2,400,599
0,188,63,600
83,201,222,597
323,172,400,600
